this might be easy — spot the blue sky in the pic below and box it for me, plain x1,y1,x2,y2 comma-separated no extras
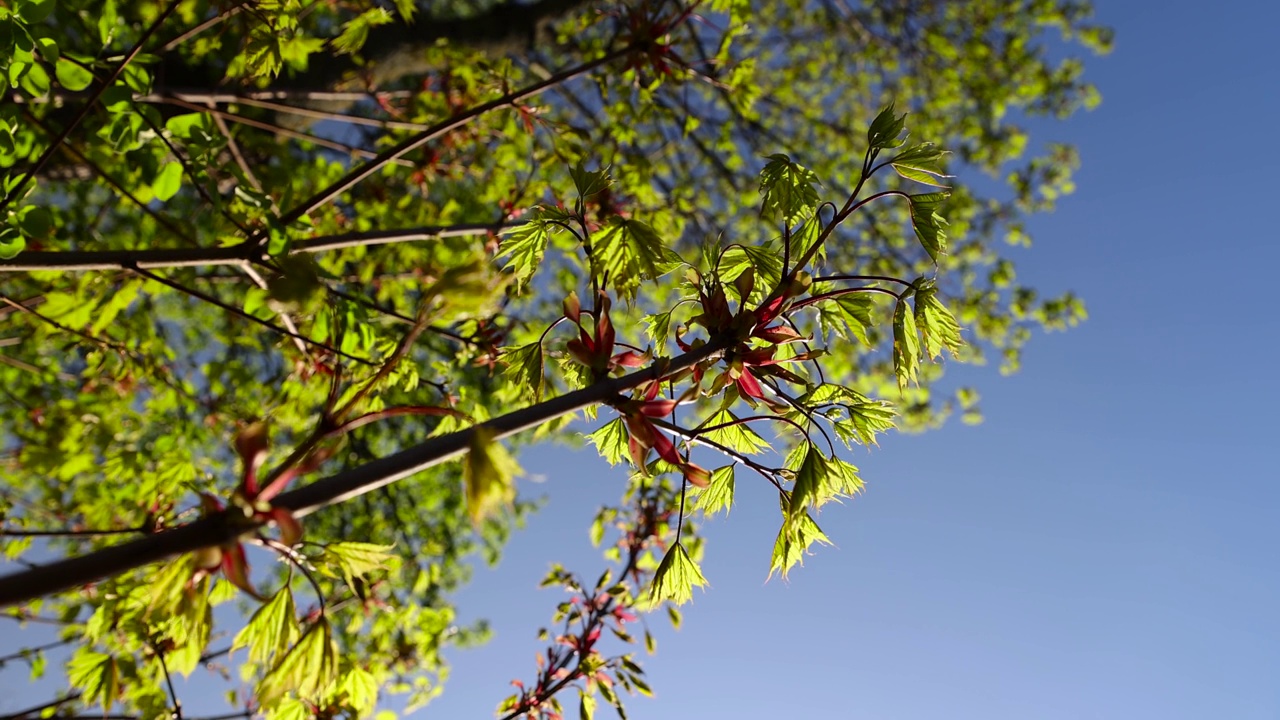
423,2,1280,718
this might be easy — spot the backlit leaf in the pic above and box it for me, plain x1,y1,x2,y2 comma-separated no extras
644,542,707,607
464,427,520,522
759,153,820,225
586,417,629,466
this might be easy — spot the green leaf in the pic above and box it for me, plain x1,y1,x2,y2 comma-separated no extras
54,57,92,91
758,153,820,225
66,650,120,709
501,341,544,401
333,8,393,55
338,666,379,715
914,279,964,360
15,205,50,239
890,143,951,187
866,104,907,151
908,192,950,262
497,216,550,292
322,542,398,590
692,466,735,517
35,36,57,63
769,503,831,581
152,161,183,201
464,427,520,522
786,443,835,525
257,619,339,704
18,59,49,96
595,216,668,300
816,292,875,346
233,586,298,666
892,292,920,391
570,162,612,199
701,410,769,455
643,309,674,355
17,0,55,24
719,243,783,293
0,226,26,259
644,542,707,607
579,690,597,720
585,417,629,466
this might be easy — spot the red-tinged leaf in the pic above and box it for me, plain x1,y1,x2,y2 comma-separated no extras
684,463,711,488
221,543,264,600
563,291,581,323
643,380,661,401
596,306,615,357
269,507,303,546
611,350,647,368
638,399,677,418
736,368,766,399
739,347,778,367
627,436,648,469
567,339,593,366
755,325,807,344
761,364,808,386
198,492,224,513
756,296,786,324
651,428,682,467
256,467,297,503
623,414,657,449
234,421,269,497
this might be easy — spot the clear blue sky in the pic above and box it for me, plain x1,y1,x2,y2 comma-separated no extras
425,2,1280,718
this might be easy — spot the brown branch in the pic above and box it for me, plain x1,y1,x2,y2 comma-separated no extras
269,43,636,233
0,335,730,608
0,222,511,272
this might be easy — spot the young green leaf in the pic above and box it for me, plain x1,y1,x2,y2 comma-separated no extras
595,216,668,299
579,689,597,720
570,162,612,199
892,292,921,391
817,293,875,346
54,57,93,91
233,586,298,666
586,417,630,466
914,279,965,360
0,226,24,259
66,650,121,709
701,410,770,455
643,309,674,355
769,511,831,580
501,341,545,401
908,192,950,262
338,666,379,716
890,143,951,187
152,160,183,201
322,542,398,590
769,493,832,580
758,153,820,225
497,215,551,292
787,443,835,525
692,465,735,517
644,542,708,607
257,619,339,704
866,104,907,151
464,427,520,522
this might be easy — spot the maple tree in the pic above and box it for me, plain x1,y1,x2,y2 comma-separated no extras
0,0,1109,717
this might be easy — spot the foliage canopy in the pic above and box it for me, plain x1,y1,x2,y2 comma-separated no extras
0,0,1107,716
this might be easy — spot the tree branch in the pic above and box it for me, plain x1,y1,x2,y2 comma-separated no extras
0,223,511,272
0,336,730,608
